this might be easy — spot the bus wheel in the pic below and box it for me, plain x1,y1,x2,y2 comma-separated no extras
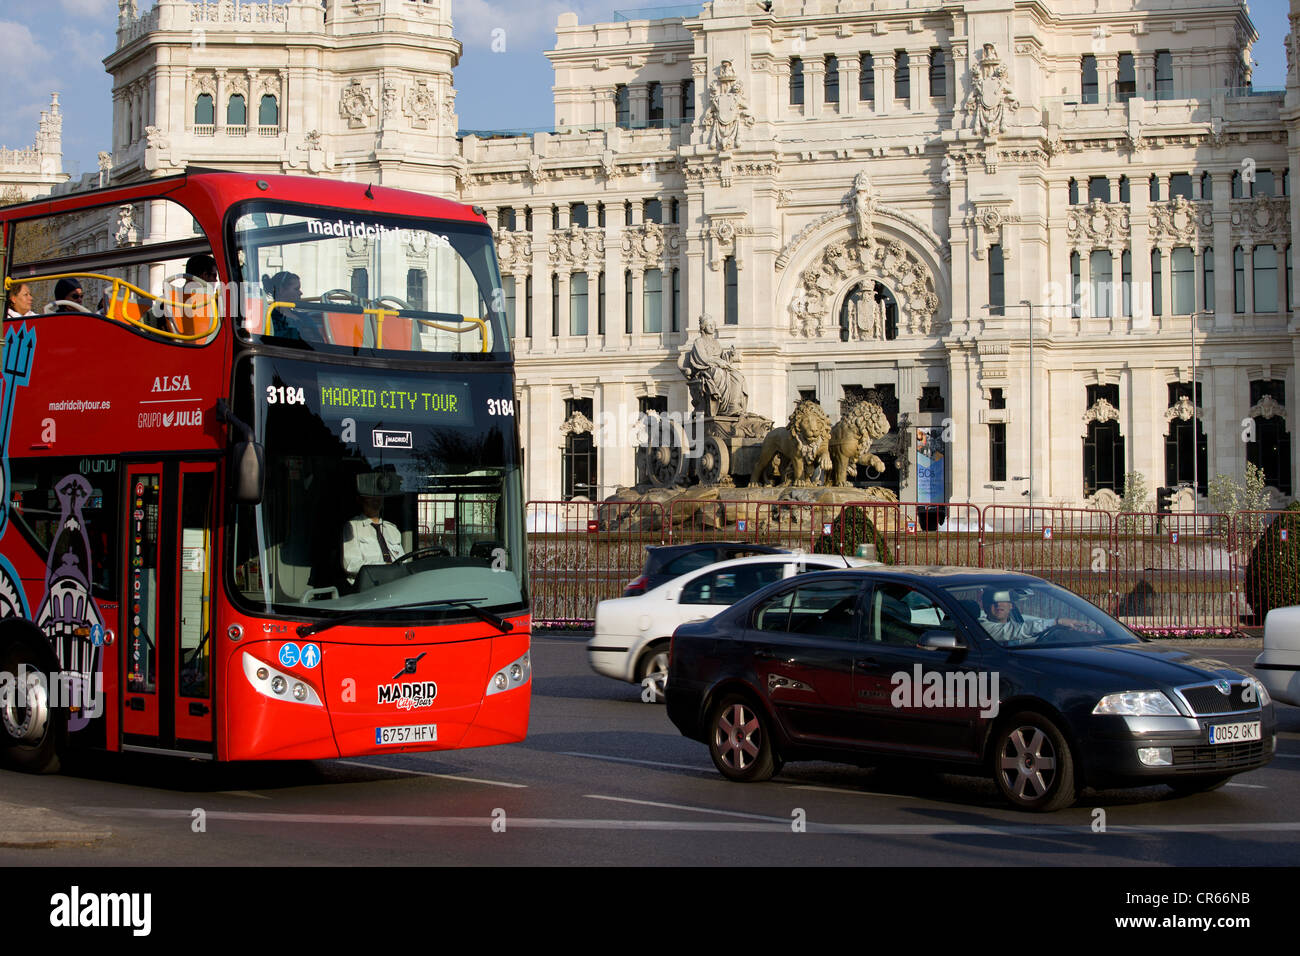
0,641,65,774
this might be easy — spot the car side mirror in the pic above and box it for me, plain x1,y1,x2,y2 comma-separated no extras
919,631,963,650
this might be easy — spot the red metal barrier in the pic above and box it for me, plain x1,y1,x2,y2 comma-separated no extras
980,506,1114,612
526,500,665,627
1235,510,1300,626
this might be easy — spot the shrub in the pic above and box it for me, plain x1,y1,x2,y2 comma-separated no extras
813,505,892,564
1243,499,1300,623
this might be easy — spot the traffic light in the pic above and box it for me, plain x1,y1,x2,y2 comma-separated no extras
1156,486,1173,514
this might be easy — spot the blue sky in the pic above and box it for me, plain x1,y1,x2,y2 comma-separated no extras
0,0,1291,177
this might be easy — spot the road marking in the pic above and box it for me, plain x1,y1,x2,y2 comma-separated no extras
787,784,909,799
217,791,272,800
558,751,713,773
584,793,790,823
74,808,1300,835
1225,782,1267,789
338,761,527,789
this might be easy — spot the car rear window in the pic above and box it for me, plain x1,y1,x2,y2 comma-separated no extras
662,549,721,576
680,562,787,605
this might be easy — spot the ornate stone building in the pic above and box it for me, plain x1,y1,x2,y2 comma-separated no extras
42,0,1300,505
0,94,69,201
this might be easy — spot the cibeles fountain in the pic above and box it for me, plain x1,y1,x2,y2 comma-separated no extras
605,314,903,530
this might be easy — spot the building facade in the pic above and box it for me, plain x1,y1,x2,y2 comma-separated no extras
0,94,69,201
39,0,1300,507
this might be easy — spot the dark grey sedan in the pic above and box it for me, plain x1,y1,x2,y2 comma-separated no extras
665,567,1276,811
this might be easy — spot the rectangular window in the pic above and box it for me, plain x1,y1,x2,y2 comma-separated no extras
1119,177,1130,203
671,267,681,333
644,199,662,225
406,268,427,312
643,268,662,333
1116,52,1136,101
682,80,695,123
790,58,805,106
1232,172,1244,199
1170,173,1193,200
598,272,606,335
1122,250,1132,317
625,269,633,334
988,244,1005,316
1172,247,1194,315
648,82,664,128
928,48,945,98
497,207,516,231
825,55,840,104
525,275,533,337
1071,252,1081,319
1234,246,1246,313
724,256,738,325
1091,249,1112,318
860,54,874,103
551,274,559,337
1254,244,1279,313
1155,50,1173,100
989,388,1006,409
1150,175,1161,202
1081,55,1099,104
1288,245,1293,312
570,203,589,228
615,85,630,128
1253,170,1276,198
502,275,516,338
989,423,1007,482
1088,176,1111,203
894,51,910,101
1203,247,1215,313
570,272,588,336
1201,172,1214,200
1151,249,1163,316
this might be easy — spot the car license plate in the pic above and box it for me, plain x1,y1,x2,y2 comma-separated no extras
1208,721,1260,745
375,724,437,746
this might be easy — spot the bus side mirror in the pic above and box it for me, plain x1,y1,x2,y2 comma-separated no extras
232,441,265,505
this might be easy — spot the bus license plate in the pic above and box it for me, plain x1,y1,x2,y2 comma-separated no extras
376,724,438,746
1208,721,1260,745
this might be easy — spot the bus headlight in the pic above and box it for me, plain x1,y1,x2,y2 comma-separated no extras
487,651,531,696
242,653,323,707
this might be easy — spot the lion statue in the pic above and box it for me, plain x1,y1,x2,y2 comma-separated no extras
828,400,893,486
749,399,833,486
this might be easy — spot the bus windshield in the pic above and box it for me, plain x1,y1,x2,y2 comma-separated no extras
229,355,527,622
230,201,509,356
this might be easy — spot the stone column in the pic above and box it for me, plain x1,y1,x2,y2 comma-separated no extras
841,58,859,117
1244,243,1256,315
557,271,572,337
806,58,825,116
630,268,644,336
910,52,924,113
1079,248,1092,317
629,85,649,129
877,54,894,115
663,82,682,126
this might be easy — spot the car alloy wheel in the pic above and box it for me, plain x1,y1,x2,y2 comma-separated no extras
993,712,1077,812
708,694,777,783
638,645,669,704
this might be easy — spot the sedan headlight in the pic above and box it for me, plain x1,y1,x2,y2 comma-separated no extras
1247,678,1271,707
1092,691,1180,716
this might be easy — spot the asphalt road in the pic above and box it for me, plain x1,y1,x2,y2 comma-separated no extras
0,637,1296,866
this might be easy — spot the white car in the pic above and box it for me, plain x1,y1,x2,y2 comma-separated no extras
1256,605,1300,706
589,552,877,699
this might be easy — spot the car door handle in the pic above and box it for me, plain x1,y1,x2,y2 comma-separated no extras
855,658,880,668
754,647,777,661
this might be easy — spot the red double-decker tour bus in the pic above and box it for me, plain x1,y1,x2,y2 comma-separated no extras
0,170,529,772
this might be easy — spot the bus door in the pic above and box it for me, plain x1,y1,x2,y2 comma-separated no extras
120,462,217,755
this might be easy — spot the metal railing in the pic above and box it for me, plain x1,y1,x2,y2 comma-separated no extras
525,499,1299,630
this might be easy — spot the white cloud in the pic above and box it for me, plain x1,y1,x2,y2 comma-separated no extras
0,21,49,78
57,0,114,16
453,0,604,50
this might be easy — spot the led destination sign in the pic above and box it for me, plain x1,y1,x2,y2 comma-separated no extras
315,372,472,425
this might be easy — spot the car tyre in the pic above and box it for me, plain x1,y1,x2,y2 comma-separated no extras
0,639,65,774
707,693,777,783
637,644,669,705
992,711,1077,812
1166,774,1233,796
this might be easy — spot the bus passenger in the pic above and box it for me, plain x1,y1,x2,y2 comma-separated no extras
49,278,88,313
264,271,325,344
6,282,35,317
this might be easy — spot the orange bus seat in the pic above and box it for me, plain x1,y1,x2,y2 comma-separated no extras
324,312,373,347
379,316,416,350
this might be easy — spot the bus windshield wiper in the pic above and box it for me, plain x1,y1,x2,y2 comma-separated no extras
297,600,514,638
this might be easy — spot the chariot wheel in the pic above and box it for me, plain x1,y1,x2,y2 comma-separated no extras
698,436,730,486
642,414,688,487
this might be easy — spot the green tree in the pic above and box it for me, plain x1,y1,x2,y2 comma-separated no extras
813,505,892,563
1243,499,1300,623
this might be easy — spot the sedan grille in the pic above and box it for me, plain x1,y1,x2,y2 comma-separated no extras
1171,741,1267,773
1177,682,1256,716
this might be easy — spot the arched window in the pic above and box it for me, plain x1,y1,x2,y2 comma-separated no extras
1083,384,1125,497
258,94,279,128
227,94,247,127
1248,380,1292,494
194,94,215,127
562,398,598,500
1165,382,1207,496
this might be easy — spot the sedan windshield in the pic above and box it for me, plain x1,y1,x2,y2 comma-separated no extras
941,581,1140,648
229,355,526,622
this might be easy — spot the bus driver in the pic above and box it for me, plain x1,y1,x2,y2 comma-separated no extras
341,472,405,586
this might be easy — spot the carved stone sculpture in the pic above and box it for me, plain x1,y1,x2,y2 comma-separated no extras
964,43,1018,137
828,400,892,485
851,170,877,250
678,314,748,417
702,60,755,152
749,400,833,487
